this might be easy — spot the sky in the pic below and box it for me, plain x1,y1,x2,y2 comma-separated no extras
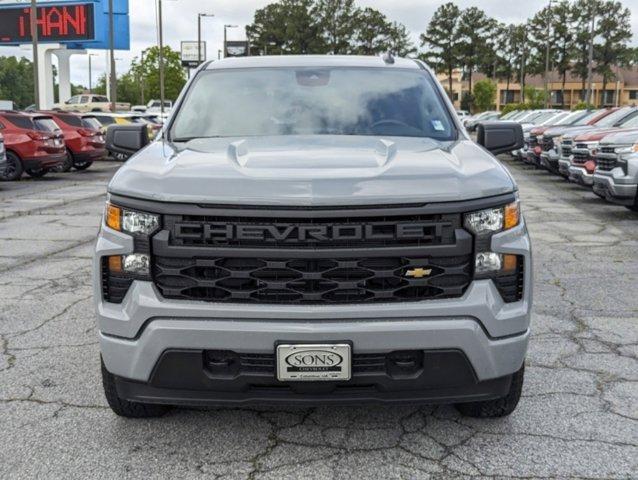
1,0,638,89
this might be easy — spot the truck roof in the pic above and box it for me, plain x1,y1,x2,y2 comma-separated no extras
205,55,423,71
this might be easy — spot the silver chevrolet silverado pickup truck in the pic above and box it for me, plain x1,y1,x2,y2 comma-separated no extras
96,55,531,418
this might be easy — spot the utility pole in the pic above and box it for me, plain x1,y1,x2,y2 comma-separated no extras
108,0,117,111
585,11,595,106
88,53,98,93
198,13,214,66
520,40,526,103
544,0,553,108
158,0,165,116
30,0,39,109
223,25,238,58
140,50,145,105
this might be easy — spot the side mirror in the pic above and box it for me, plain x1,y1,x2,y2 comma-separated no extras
476,121,524,155
106,124,150,157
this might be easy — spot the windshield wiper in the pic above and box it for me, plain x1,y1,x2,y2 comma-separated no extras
171,135,223,142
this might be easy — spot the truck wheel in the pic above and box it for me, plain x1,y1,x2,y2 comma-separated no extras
101,358,169,418
0,151,24,181
51,149,74,173
73,160,93,171
455,365,524,418
625,195,638,212
25,168,48,178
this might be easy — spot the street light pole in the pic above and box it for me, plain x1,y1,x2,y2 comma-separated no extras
197,13,214,65
544,0,553,108
88,53,98,93
30,0,39,109
108,0,117,111
585,12,596,106
223,25,238,58
158,0,165,116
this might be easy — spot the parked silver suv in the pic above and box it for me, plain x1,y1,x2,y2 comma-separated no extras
593,130,638,211
96,55,531,418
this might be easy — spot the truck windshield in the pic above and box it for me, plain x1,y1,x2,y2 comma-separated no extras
170,67,455,141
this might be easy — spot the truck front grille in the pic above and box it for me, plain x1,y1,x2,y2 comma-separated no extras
153,254,472,304
572,145,590,165
596,145,627,171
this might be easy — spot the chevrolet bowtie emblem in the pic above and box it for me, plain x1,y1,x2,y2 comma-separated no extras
405,267,432,278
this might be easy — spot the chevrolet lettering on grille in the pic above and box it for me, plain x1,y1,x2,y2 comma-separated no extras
172,222,449,244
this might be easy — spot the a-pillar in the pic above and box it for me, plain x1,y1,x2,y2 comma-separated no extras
52,47,86,105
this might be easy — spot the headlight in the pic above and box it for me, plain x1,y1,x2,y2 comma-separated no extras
105,203,159,236
463,201,520,235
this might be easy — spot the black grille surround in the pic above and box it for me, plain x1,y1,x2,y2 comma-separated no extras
596,145,629,171
561,139,573,158
571,145,590,165
150,206,475,305
153,254,472,304
102,193,524,306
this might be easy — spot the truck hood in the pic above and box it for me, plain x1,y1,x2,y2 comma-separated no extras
543,125,594,138
108,135,515,206
574,127,625,142
598,128,638,146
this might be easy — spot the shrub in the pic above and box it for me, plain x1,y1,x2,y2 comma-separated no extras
473,80,497,112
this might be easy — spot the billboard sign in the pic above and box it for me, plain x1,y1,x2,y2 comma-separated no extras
225,40,249,57
0,0,130,50
181,41,206,68
0,3,95,43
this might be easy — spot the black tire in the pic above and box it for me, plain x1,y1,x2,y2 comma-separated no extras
73,160,93,171
101,358,170,418
25,168,48,178
51,149,74,173
455,364,525,418
1,151,24,181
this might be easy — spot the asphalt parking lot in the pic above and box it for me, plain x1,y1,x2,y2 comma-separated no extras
0,159,637,479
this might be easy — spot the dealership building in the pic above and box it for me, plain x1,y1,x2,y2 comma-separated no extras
439,68,638,110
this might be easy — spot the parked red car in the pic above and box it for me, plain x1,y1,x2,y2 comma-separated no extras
41,111,106,172
0,111,66,181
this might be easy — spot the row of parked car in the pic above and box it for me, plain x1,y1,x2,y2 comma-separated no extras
0,111,162,181
464,108,638,212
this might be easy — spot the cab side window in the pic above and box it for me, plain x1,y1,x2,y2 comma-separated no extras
80,96,90,104
67,96,79,105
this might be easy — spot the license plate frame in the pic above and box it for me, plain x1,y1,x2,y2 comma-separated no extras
276,343,351,382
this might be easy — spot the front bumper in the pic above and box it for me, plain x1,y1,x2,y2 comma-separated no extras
568,165,594,186
540,150,559,172
558,158,571,177
593,170,638,206
95,215,532,404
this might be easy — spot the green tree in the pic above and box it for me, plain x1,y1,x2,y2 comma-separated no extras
136,46,186,101
246,0,324,55
500,25,525,104
312,0,358,54
420,2,461,99
572,0,601,93
0,56,35,108
93,46,185,103
473,79,497,111
352,7,391,55
387,21,416,57
594,1,632,106
457,7,498,96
